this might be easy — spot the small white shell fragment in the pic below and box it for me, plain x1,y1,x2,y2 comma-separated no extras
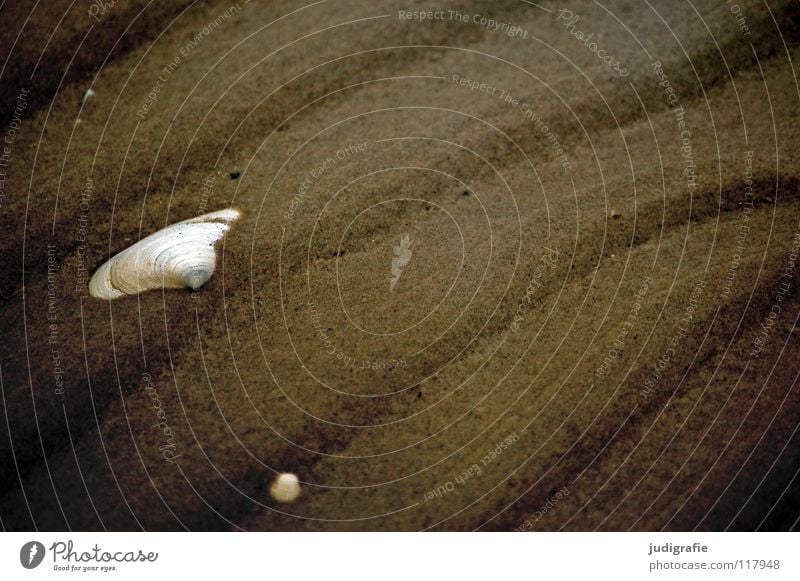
88,208,240,299
270,473,301,503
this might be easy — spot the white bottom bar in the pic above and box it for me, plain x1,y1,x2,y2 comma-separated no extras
1,532,797,580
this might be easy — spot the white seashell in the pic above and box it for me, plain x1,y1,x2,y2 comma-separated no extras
270,473,301,503
89,208,240,299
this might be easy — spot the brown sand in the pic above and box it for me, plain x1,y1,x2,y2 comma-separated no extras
1,0,799,531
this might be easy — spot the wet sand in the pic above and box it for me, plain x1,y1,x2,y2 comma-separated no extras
1,0,799,531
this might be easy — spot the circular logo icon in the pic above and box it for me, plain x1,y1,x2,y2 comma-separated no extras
19,541,45,569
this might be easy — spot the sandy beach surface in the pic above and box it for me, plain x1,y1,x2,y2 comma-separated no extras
1,0,799,531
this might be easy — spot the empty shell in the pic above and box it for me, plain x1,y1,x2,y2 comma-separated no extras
88,208,240,299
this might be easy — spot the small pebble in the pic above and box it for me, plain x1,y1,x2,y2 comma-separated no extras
270,473,301,503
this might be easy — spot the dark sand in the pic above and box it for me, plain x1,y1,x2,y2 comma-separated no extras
1,0,799,531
